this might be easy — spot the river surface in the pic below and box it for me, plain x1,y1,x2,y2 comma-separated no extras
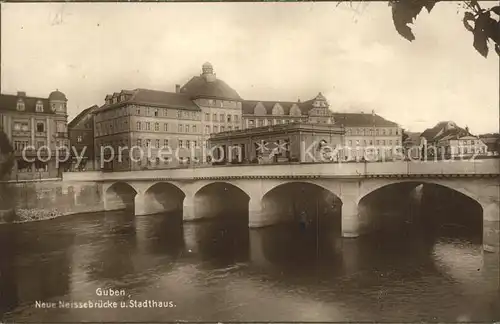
0,210,499,322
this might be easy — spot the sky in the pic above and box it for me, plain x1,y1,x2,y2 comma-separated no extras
1,2,498,134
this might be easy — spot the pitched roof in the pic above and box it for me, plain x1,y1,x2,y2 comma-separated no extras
96,88,200,112
332,112,398,127
421,121,471,142
180,76,241,101
68,105,98,129
0,93,54,114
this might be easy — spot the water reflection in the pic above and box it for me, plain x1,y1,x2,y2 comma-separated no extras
0,210,498,322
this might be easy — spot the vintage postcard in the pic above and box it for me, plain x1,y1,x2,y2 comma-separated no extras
0,1,499,322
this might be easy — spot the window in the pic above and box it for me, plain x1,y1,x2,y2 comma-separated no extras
178,140,183,148
194,141,197,147
396,129,399,135
178,124,183,132
146,139,151,147
164,123,168,132
389,129,393,135
213,113,217,121
155,139,160,148
136,107,141,115
234,115,239,123
36,122,45,132
17,101,25,111
376,140,380,145
164,139,169,147
219,114,224,122
369,140,373,145
205,113,210,121
185,125,190,133
227,115,232,122
208,99,214,106
213,125,218,133
77,135,83,143
258,119,264,127
248,120,255,127
36,101,43,112
205,125,210,134
154,109,158,117
146,122,151,131
375,129,379,135
221,126,225,132
192,125,197,133
186,141,191,149
154,123,159,131
382,129,386,135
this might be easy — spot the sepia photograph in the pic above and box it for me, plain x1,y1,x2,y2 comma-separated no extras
0,1,499,322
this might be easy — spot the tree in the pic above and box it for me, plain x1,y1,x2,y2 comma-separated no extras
0,130,14,208
0,130,14,180
390,0,500,57
402,128,409,142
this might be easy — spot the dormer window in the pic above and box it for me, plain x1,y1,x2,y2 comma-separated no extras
35,101,44,112
17,100,25,111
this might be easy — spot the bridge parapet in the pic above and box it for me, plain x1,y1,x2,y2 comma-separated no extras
63,160,500,182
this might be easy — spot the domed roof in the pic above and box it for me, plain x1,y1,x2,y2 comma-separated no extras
49,89,67,101
202,62,213,68
180,76,241,101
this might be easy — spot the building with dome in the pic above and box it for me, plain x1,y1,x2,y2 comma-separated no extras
93,63,402,171
0,90,69,180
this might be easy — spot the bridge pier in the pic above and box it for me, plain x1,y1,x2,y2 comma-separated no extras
483,202,499,253
183,196,197,221
248,198,269,227
341,197,360,238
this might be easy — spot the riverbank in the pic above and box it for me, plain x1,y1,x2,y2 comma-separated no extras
0,180,105,225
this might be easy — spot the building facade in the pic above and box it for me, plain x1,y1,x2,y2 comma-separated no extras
68,105,98,171
420,121,488,159
209,123,345,164
93,62,402,171
93,62,242,171
0,90,69,181
241,96,402,161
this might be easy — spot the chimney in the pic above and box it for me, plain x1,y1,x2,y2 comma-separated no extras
175,84,180,93
17,91,26,97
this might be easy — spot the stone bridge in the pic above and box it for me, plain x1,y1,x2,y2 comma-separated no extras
63,160,500,252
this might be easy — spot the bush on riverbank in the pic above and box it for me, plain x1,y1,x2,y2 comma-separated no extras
14,208,64,223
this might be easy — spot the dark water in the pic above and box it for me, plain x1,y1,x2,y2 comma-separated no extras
0,211,499,322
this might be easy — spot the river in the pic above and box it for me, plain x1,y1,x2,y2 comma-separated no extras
0,210,499,322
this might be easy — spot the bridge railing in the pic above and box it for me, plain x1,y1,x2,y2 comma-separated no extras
62,159,500,182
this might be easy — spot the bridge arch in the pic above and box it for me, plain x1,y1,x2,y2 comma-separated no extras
184,181,251,221
257,181,343,231
357,179,484,240
359,179,481,205
135,182,186,216
104,181,138,211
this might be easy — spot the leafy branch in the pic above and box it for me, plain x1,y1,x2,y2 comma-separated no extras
390,0,500,57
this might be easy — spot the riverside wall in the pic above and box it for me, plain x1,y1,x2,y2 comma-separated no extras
0,181,105,223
